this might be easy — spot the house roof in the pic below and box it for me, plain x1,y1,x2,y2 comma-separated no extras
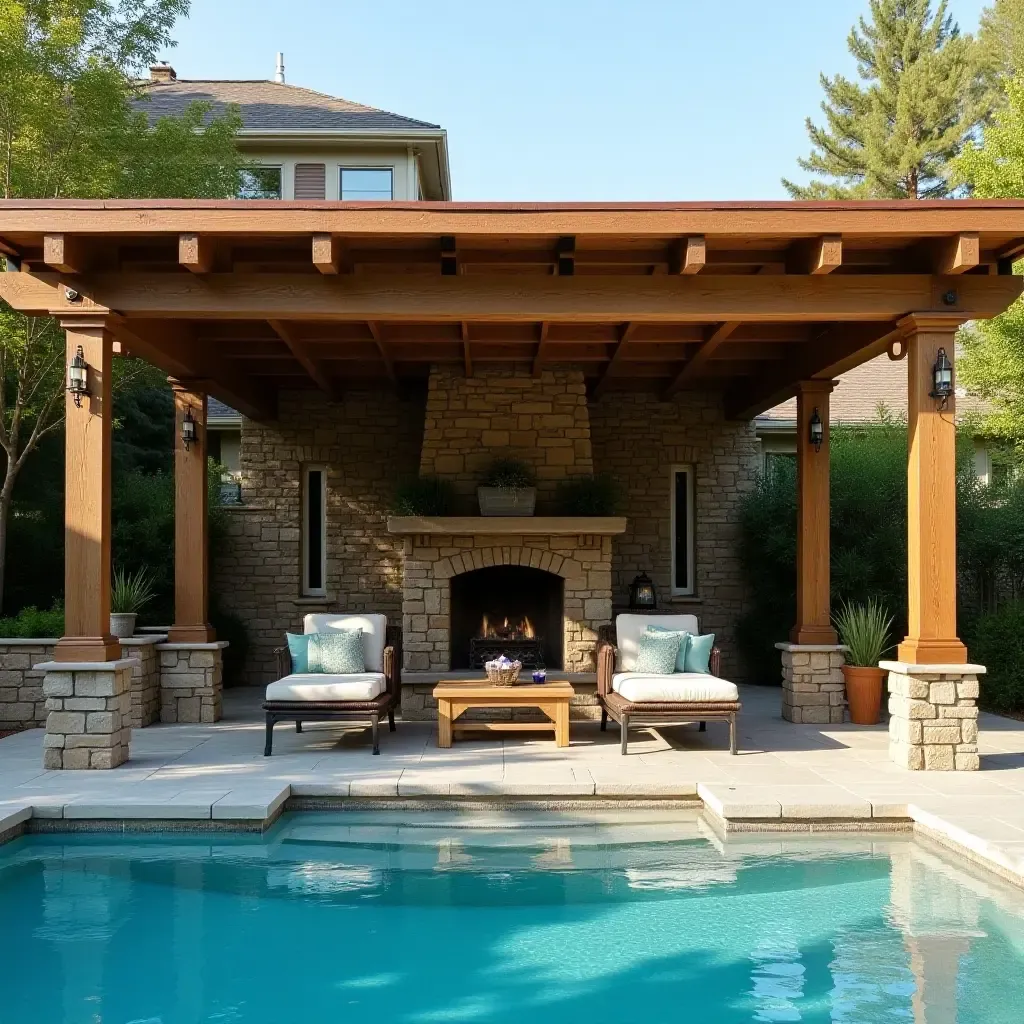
757,352,989,427
208,397,241,422
135,79,441,133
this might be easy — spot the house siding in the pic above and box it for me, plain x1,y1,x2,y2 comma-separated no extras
589,391,760,681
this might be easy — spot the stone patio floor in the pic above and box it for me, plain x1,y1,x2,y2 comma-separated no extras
2,683,1024,884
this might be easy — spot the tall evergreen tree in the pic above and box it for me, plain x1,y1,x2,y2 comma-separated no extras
784,0,987,199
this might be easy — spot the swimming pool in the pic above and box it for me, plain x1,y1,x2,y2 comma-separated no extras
1,810,1023,1023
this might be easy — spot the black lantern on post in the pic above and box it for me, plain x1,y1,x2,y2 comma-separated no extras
628,572,657,611
930,347,954,408
67,346,88,407
809,407,824,453
181,406,198,452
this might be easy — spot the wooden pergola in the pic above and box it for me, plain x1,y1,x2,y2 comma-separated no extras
1,198,1023,670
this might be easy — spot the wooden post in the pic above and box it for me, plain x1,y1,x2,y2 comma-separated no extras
897,314,967,664
167,383,216,643
790,379,838,645
56,317,120,662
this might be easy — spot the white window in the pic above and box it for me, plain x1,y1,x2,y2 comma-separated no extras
302,466,327,596
340,167,393,200
670,465,695,596
237,166,282,199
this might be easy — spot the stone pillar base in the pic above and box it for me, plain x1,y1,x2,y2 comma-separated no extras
39,659,134,769
156,641,228,723
880,660,983,771
120,635,166,728
776,642,847,724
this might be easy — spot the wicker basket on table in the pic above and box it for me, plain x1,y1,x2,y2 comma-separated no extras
485,659,522,686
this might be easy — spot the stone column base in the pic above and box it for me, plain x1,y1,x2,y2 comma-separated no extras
156,641,228,724
880,660,983,771
38,659,134,769
775,643,847,724
120,635,166,728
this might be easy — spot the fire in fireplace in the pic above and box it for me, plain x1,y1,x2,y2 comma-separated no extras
450,566,563,671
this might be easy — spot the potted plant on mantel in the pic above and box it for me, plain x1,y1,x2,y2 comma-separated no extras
110,567,157,639
834,598,894,725
478,458,537,517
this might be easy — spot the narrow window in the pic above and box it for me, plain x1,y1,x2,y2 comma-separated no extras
340,167,393,200
237,166,282,199
302,466,326,596
670,466,695,595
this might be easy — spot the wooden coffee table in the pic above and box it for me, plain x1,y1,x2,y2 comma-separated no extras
432,680,573,748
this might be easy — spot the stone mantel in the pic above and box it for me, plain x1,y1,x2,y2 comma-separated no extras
386,516,627,537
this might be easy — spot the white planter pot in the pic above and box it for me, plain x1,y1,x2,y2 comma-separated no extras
477,487,537,517
110,612,137,639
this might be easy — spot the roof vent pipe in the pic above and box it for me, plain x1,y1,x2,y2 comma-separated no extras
275,53,285,84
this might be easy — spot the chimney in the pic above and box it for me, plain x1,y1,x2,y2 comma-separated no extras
149,62,176,83
275,52,285,84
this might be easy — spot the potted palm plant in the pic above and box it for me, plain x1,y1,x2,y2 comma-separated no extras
110,567,157,639
478,458,537,516
833,599,894,725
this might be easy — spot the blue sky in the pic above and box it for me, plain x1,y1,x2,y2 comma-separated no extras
164,0,991,201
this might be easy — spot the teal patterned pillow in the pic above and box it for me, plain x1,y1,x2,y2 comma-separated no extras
646,626,691,672
308,630,365,674
633,630,682,675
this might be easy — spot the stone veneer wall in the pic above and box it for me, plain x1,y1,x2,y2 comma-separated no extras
158,644,226,724
0,640,56,731
213,389,425,683
401,536,613,674
589,391,760,680
419,367,593,511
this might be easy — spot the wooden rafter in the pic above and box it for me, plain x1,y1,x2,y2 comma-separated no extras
367,320,396,383
461,321,473,376
441,235,458,276
312,233,346,274
787,235,842,275
43,233,86,273
178,233,213,274
931,232,980,275
669,236,706,274
268,319,336,398
591,322,637,398
722,321,906,420
556,236,575,276
665,322,742,396
532,322,550,377
7,271,1018,322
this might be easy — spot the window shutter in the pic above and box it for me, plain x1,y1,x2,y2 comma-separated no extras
294,163,326,200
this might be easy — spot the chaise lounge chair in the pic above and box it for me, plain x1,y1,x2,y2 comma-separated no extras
596,613,740,754
264,613,399,756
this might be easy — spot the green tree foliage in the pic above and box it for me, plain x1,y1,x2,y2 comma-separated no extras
978,0,1024,80
784,0,987,198
0,0,244,612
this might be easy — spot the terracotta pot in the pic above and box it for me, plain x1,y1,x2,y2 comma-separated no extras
842,664,886,725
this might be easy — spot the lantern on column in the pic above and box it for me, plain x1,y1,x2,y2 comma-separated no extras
67,346,89,407
181,406,198,451
628,572,657,610
809,407,824,453
930,347,954,408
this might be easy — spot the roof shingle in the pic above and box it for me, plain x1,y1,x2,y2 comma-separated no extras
135,79,440,132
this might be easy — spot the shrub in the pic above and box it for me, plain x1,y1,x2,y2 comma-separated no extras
969,600,1024,713
833,599,894,666
392,476,456,516
480,457,536,489
0,602,64,639
554,475,621,516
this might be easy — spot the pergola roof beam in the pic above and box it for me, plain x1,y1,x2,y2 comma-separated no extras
532,322,550,377
591,322,637,398
178,233,213,274
43,233,87,273
367,320,396,383
931,232,980,275
787,235,842,275
669,236,706,274
312,233,347,274
268,318,336,399
665,321,742,397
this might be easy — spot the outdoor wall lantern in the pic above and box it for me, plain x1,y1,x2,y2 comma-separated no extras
628,572,657,611
809,408,824,453
181,406,198,451
930,347,954,409
67,346,89,407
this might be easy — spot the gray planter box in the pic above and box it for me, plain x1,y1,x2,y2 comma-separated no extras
477,487,537,517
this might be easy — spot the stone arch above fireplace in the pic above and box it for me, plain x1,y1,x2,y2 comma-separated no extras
399,536,613,677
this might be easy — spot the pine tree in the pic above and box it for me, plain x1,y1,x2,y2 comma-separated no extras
784,0,987,199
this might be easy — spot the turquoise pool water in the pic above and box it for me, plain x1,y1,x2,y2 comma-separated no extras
1,811,1024,1023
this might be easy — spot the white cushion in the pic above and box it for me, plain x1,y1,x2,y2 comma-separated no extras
615,614,700,671
304,613,386,672
611,672,738,703
265,673,386,702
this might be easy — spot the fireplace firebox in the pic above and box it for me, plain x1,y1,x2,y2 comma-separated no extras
450,566,564,670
